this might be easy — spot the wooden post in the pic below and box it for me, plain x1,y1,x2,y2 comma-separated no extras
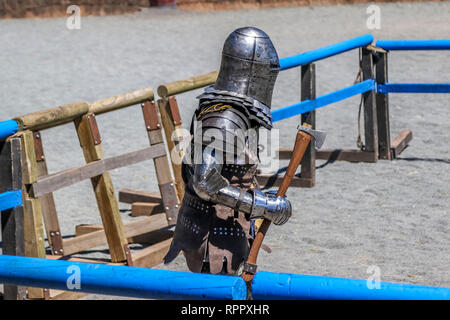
32,131,63,254
300,63,316,187
74,114,129,263
0,138,26,300
157,97,186,201
19,131,47,299
361,47,379,160
141,101,179,226
374,51,392,160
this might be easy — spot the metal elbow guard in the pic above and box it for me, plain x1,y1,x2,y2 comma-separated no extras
251,190,292,225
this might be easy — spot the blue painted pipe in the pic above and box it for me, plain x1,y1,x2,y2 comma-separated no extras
376,40,450,51
280,34,374,70
377,83,450,94
272,79,375,122
0,120,18,141
252,271,450,300
0,255,247,300
0,190,22,211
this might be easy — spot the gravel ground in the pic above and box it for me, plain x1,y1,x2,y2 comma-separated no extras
0,2,449,299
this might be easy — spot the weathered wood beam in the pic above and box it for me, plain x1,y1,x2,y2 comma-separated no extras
118,189,162,204
157,97,186,200
300,63,316,187
89,87,154,115
0,137,27,300
157,71,218,98
32,131,62,254
361,47,379,159
142,101,179,225
13,102,89,132
19,131,47,299
62,214,168,256
31,144,166,197
74,113,128,263
256,174,314,188
132,238,173,268
374,51,392,160
75,225,173,244
278,148,377,163
131,202,165,217
391,129,413,159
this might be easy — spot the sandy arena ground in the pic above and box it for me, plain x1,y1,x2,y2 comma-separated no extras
0,1,449,299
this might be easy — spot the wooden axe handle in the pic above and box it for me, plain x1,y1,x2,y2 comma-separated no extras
242,124,312,283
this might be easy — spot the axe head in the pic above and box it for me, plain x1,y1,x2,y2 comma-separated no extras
297,125,327,149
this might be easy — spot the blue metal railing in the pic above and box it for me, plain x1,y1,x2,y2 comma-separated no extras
272,37,450,122
0,120,18,141
0,190,22,212
376,40,450,51
253,271,450,300
0,255,448,300
272,79,375,122
280,34,374,70
375,40,450,95
272,34,375,122
0,255,247,300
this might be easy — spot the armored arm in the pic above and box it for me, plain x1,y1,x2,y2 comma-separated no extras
191,109,291,225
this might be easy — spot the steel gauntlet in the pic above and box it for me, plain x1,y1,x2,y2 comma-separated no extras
250,190,292,225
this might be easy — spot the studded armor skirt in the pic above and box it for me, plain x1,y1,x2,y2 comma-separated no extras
164,163,258,275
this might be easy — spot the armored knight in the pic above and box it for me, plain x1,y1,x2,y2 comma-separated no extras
164,27,292,275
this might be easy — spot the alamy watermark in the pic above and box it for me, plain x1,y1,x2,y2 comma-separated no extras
66,5,81,30
66,265,81,290
170,119,280,173
366,265,381,289
366,5,381,30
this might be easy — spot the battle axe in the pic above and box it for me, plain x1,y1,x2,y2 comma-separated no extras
242,123,326,297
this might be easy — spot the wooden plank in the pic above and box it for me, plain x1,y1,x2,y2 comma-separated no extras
157,97,186,200
131,202,165,217
119,189,162,204
49,290,88,300
89,87,154,115
31,144,167,197
74,114,128,263
142,101,179,225
361,47,379,159
157,71,218,98
19,131,47,299
391,129,413,159
75,224,173,244
33,131,63,254
300,63,316,187
133,238,173,268
375,51,392,160
45,255,125,266
75,224,104,236
256,174,314,188
0,138,27,300
62,214,168,256
130,229,173,245
316,149,377,163
13,102,89,132
279,148,377,163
